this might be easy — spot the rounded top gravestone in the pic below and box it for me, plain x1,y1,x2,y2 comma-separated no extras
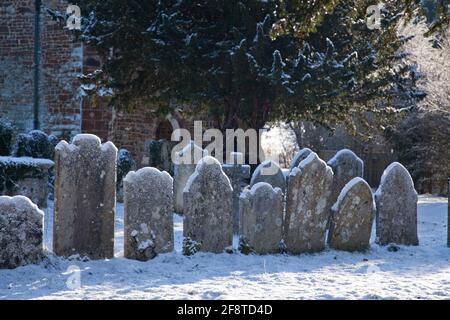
375,162,419,246
328,177,374,252
239,182,284,254
285,152,333,254
289,147,313,170
327,149,364,215
0,195,43,269
183,156,233,254
123,167,174,260
250,159,286,193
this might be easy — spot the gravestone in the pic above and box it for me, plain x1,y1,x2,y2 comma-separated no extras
222,152,251,233
0,195,43,269
183,156,233,254
375,162,419,246
327,149,364,220
123,167,174,261
0,156,54,208
285,153,333,254
239,182,284,254
53,134,117,259
289,148,313,170
173,141,206,214
328,177,374,252
250,159,286,193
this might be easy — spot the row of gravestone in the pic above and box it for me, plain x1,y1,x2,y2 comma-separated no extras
0,133,419,269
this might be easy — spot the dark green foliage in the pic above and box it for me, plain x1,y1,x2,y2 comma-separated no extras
388,110,450,195
15,130,58,160
0,118,14,156
117,148,136,193
182,237,201,256
0,158,50,195
238,236,254,255
60,1,428,133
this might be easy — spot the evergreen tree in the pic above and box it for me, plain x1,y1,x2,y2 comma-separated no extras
51,0,433,133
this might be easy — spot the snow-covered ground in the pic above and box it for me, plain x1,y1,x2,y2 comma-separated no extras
0,195,448,300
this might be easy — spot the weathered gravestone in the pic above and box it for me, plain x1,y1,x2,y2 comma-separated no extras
53,134,117,259
375,162,419,246
222,152,251,233
239,182,284,254
123,167,174,261
285,153,333,254
327,149,364,220
0,195,43,269
328,177,374,252
250,159,286,193
289,148,313,170
183,156,233,254
173,141,207,214
0,156,54,208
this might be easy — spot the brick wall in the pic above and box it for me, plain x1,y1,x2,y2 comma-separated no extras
0,1,216,163
0,0,81,141
0,1,35,131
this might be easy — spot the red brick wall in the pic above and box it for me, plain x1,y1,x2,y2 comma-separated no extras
0,1,216,164
41,0,82,140
0,0,81,141
0,1,35,131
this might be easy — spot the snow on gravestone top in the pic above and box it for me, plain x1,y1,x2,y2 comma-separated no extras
328,177,374,252
183,156,233,254
285,152,333,254
250,159,286,192
53,134,117,260
0,195,44,269
374,162,418,246
239,182,284,254
0,156,54,168
289,147,313,170
173,141,208,214
174,141,208,165
327,149,363,214
184,156,232,193
123,167,174,260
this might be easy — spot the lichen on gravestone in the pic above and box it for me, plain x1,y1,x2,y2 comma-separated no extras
0,195,44,269
123,167,174,261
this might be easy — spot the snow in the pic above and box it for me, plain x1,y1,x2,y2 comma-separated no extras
183,156,231,193
0,156,54,167
0,195,43,215
327,149,363,168
331,177,371,212
124,167,173,186
0,195,448,300
240,182,282,199
374,162,417,198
